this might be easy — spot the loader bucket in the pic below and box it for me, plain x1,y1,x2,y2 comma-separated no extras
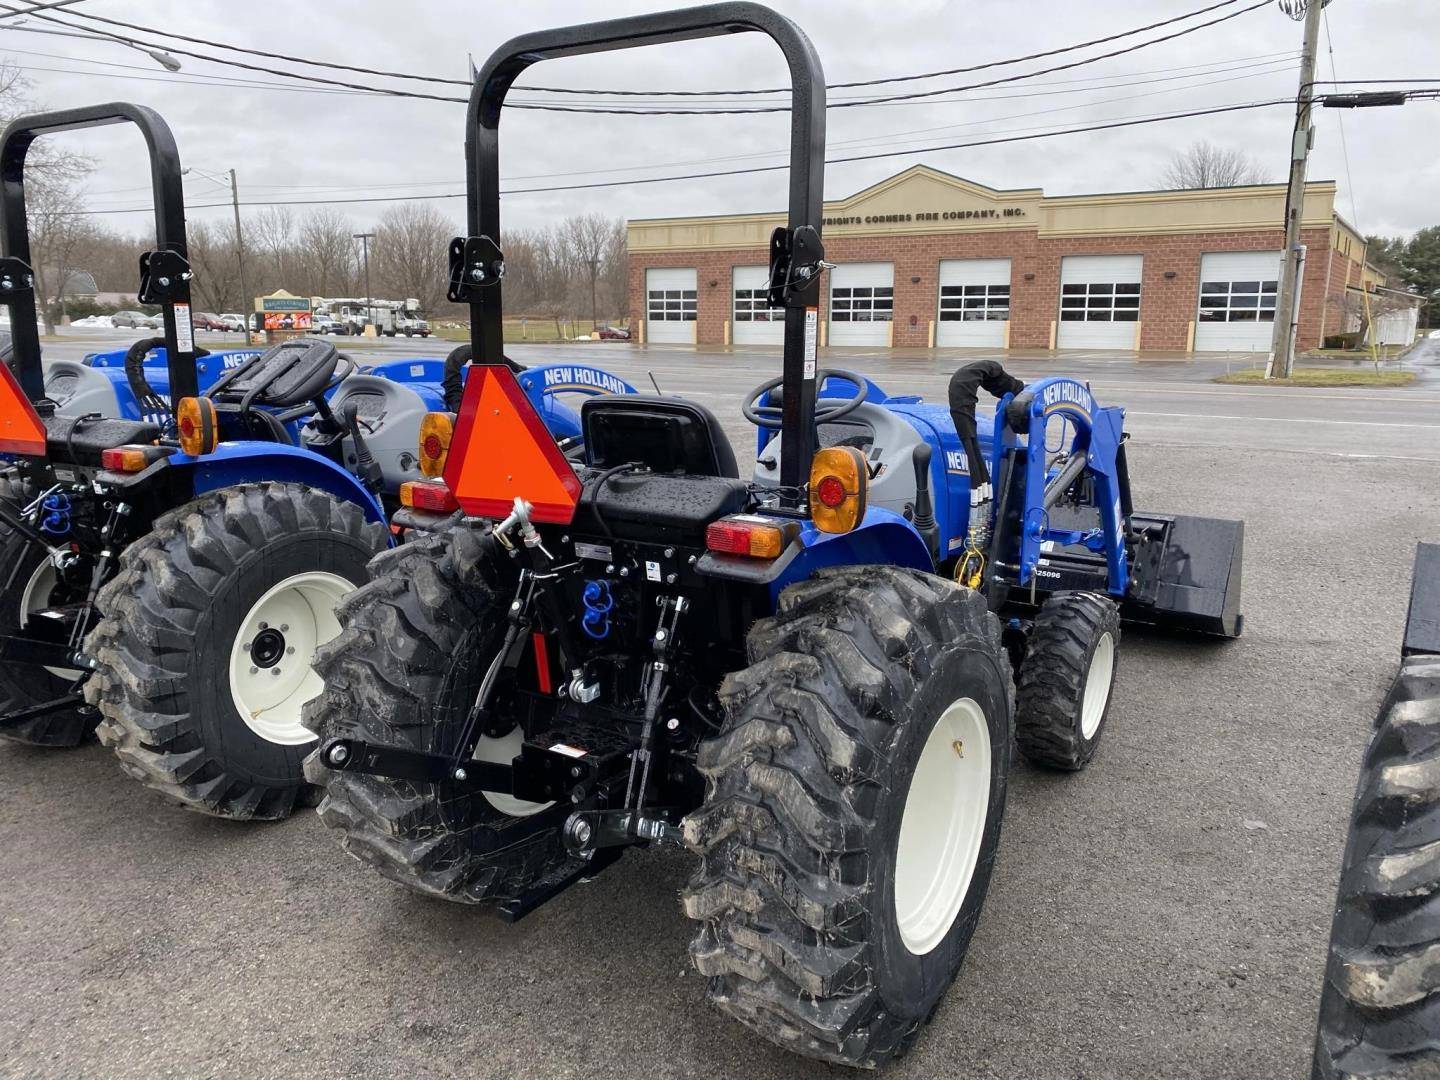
1123,513,1244,638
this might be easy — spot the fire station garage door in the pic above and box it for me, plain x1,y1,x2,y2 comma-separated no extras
732,266,783,345
645,268,697,344
1058,254,1143,350
828,262,894,347
936,258,1011,347
1194,251,1281,351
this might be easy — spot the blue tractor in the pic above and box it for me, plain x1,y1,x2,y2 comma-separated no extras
303,5,1243,1068
0,103,634,823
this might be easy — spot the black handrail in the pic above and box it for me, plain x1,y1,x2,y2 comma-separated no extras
463,3,826,501
0,102,198,403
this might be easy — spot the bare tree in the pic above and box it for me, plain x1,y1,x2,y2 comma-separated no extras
1157,141,1270,189
30,174,100,331
248,206,296,293
372,202,454,313
559,213,616,329
296,208,356,298
186,219,241,312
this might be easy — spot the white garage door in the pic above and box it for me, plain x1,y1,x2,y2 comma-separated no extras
1195,251,1281,351
1058,255,1143,350
732,266,783,345
937,258,1011,347
645,268,697,344
828,262,893,347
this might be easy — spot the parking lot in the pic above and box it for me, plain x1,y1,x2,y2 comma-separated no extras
3,334,1438,1078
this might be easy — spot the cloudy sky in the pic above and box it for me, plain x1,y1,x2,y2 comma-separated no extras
4,0,1436,243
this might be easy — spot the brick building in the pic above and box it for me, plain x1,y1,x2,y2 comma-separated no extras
627,165,1383,353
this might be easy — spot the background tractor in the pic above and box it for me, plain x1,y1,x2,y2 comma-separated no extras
304,3,1244,1069
0,102,634,821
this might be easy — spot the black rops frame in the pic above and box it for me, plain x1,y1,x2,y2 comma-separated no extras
0,102,199,405
456,3,826,506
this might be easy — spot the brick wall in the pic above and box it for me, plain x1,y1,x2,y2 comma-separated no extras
630,224,1344,351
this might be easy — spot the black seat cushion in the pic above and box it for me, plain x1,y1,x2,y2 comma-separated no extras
582,395,738,479
44,414,159,464
572,471,748,545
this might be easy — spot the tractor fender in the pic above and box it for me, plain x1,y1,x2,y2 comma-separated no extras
171,442,389,527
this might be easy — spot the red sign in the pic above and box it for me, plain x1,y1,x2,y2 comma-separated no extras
262,311,312,330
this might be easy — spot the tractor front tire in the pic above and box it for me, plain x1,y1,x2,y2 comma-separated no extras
303,525,574,904
0,470,96,747
682,566,1013,1068
1014,591,1120,771
1313,657,1440,1078
84,483,384,819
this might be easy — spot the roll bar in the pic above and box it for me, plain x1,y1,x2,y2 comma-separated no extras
456,3,827,505
0,103,199,404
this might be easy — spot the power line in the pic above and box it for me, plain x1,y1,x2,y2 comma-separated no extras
0,0,1272,115
59,0,1248,97
0,0,85,18
69,97,1297,215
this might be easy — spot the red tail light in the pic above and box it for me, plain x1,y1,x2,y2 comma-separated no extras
705,515,794,559
399,480,459,513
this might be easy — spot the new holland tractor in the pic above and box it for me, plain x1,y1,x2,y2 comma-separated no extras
0,103,635,822
303,4,1244,1068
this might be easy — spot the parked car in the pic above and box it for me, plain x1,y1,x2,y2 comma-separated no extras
312,314,338,335
219,313,246,332
595,324,631,340
398,315,430,338
193,311,225,331
110,310,152,329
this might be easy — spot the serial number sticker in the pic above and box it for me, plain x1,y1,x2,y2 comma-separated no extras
573,541,613,562
52,467,76,482
410,363,425,377
803,307,818,379
645,560,661,582
549,743,587,759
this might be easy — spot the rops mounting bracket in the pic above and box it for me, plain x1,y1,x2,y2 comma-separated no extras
766,224,825,307
137,249,192,304
448,235,505,302
0,256,34,299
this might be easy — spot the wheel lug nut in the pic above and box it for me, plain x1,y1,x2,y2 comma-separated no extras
249,666,258,675
286,646,295,655
243,641,252,651
280,624,288,632
271,668,281,676
258,622,268,630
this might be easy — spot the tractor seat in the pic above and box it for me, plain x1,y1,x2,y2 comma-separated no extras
581,395,738,479
44,414,159,466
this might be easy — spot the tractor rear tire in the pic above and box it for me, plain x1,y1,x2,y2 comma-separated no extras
84,483,384,820
681,566,1013,1068
302,525,574,904
1014,591,1120,771
0,470,96,747
1313,657,1440,1078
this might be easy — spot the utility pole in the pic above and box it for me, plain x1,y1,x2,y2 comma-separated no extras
1268,0,1325,379
587,255,599,331
229,168,250,344
353,232,375,335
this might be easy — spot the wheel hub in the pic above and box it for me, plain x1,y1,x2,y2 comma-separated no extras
249,627,286,669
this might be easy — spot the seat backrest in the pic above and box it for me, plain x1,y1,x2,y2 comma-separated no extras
581,395,738,479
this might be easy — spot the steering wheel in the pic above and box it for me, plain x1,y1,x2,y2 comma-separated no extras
741,368,869,430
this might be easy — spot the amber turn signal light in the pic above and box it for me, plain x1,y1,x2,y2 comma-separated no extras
705,515,792,559
418,411,453,478
809,445,868,534
99,444,167,473
175,396,218,456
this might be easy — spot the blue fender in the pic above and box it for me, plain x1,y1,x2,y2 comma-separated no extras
768,507,934,602
172,441,390,529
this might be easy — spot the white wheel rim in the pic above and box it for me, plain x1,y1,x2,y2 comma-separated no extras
893,697,992,956
228,571,354,746
1080,632,1115,740
471,725,553,818
20,559,83,679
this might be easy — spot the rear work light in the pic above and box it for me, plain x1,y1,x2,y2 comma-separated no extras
400,479,459,513
99,444,168,473
809,446,868,534
705,515,795,559
418,411,453,478
175,396,218,456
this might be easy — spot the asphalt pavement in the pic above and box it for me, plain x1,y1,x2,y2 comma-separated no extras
2,331,1437,1078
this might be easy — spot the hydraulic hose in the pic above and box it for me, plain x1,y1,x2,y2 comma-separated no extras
946,359,1024,487
441,344,527,412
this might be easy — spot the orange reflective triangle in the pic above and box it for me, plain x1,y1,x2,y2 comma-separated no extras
445,364,580,524
0,359,46,457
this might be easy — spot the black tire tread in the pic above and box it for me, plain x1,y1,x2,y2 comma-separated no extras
83,482,384,819
1014,590,1120,771
1314,657,1440,1079
681,565,1012,1068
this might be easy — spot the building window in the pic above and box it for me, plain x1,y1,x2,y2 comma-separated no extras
646,289,697,322
830,285,893,323
1059,281,1140,322
939,283,1010,322
1197,279,1277,323
733,287,777,323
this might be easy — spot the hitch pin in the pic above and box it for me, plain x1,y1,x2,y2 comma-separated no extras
493,497,553,559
